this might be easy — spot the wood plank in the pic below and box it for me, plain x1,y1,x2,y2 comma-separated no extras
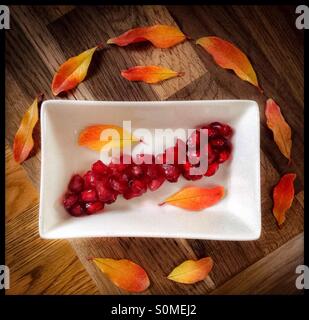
5,146,98,295
211,233,304,294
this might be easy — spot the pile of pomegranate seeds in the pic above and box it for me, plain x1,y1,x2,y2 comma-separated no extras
63,122,233,216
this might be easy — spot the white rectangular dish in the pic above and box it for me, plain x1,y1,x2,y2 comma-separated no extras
39,100,261,240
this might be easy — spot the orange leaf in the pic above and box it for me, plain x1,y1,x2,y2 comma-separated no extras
196,36,260,89
121,66,184,84
107,25,186,48
52,46,98,95
168,257,213,284
265,98,292,161
159,186,225,211
272,173,296,227
78,124,139,151
92,258,150,292
13,96,40,164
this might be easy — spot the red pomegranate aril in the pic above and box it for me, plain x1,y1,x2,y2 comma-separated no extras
148,175,165,191
210,137,226,149
131,165,143,177
96,180,117,204
220,124,233,138
83,171,97,189
63,193,78,209
145,164,158,179
110,174,129,194
85,201,104,215
80,189,97,202
218,149,231,163
92,160,109,176
131,179,147,195
69,203,85,217
68,174,84,193
205,162,219,177
205,144,217,164
162,164,181,182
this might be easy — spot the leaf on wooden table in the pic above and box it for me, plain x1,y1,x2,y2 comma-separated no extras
78,124,140,151
121,66,184,84
168,257,214,284
159,186,225,211
273,173,296,227
92,258,150,292
52,46,100,95
13,95,42,164
265,98,292,162
196,36,261,89
107,25,186,48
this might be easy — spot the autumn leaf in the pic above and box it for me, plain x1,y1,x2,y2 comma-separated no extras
52,46,99,95
196,36,260,89
121,66,184,84
265,98,292,161
107,25,186,48
273,173,296,227
78,124,140,152
159,186,225,211
13,95,41,164
92,258,150,292
168,257,213,284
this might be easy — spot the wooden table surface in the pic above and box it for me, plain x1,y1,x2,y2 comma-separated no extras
5,5,304,295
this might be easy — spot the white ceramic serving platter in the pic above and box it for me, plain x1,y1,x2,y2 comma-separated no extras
39,100,261,240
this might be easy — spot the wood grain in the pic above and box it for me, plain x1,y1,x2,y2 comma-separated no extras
211,233,304,295
5,5,304,294
5,146,98,295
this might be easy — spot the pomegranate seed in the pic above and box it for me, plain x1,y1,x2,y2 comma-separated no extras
63,193,78,209
146,164,161,179
85,201,104,215
109,162,128,174
69,203,85,217
220,124,233,138
187,130,200,150
204,144,217,164
200,124,219,138
110,174,129,194
205,162,219,177
210,137,226,149
83,171,97,189
131,165,143,177
92,160,109,175
96,181,117,204
162,164,181,182
131,179,147,195
123,190,136,200
218,149,231,163
182,161,203,180
210,122,223,130
68,174,84,193
148,175,165,191
80,189,98,202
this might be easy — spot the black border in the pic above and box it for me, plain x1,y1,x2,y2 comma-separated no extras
1,1,307,312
